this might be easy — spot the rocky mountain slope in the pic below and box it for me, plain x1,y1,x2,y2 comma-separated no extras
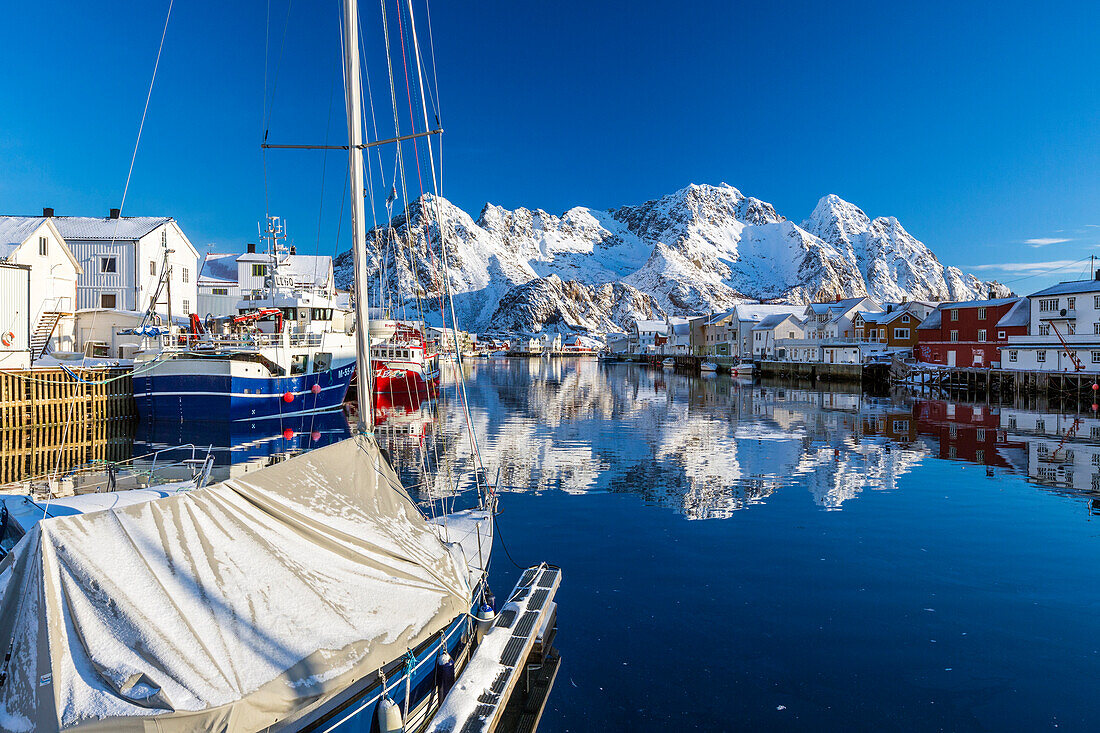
333,183,1007,334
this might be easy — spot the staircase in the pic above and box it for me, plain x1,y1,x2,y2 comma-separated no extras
30,311,68,360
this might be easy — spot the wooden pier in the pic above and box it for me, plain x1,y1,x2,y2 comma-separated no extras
0,366,135,426
894,362,1100,410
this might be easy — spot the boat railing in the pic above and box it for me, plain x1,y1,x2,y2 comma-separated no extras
158,332,325,351
0,443,216,496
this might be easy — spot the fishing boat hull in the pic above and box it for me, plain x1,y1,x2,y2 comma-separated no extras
134,356,356,422
700,361,718,372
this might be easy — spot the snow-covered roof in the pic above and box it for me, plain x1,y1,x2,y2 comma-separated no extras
52,215,172,240
995,298,1030,328
0,216,46,253
917,309,942,330
1027,280,1100,297
940,297,1020,309
671,320,692,335
635,319,667,333
198,252,239,285
734,303,804,323
753,313,798,330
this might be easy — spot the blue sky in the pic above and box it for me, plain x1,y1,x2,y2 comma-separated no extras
1,0,1097,292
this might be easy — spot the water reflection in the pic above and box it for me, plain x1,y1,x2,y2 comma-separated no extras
376,360,1100,520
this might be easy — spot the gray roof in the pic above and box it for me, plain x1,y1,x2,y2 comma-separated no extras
938,297,1019,309
753,313,798,330
53,216,172,241
198,253,239,285
0,216,47,251
917,310,942,330
995,297,1030,328
1027,279,1100,298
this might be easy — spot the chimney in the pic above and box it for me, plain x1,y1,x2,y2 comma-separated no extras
109,208,121,219
42,207,54,217
247,242,256,254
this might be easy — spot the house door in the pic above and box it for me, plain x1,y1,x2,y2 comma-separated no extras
947,350,956,367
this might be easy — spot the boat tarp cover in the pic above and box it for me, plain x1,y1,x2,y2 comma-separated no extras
0,435,472,732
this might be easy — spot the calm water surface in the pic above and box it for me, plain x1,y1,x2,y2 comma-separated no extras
385,359,1100,732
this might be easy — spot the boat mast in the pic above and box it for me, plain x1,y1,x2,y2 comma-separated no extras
341,0,374,431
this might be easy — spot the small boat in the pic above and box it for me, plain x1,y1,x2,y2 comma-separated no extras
700,360,718,372
371,322,441,398
731,362,755,376
662,357,676,368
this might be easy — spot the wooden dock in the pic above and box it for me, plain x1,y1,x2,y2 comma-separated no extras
0,418,135,486
894,362,1100,410
0,366,134,426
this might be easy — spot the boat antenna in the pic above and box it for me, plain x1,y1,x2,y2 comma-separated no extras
341,0,374,432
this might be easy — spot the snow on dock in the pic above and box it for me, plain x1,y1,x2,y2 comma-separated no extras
427,564,561,733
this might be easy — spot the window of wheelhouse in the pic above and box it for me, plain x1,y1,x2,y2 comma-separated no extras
291,354,309,375
313,352,332,372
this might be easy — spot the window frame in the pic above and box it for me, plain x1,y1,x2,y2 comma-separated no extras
38,236,47,256
99,255,117,274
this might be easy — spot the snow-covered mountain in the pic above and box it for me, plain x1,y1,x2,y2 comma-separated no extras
333,183,1007,334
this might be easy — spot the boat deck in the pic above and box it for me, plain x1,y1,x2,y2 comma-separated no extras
427,564,562,733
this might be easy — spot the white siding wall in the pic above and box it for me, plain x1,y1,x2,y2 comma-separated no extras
71,239,135,311
0,264,31,369
136,225,198,316
7,222,78,351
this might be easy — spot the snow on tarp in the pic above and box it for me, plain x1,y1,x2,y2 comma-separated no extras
0,435,471,732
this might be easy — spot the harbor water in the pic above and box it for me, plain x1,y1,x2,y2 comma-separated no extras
10,357,1100,730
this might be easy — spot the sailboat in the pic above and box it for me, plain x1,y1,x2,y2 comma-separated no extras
0,1,559,730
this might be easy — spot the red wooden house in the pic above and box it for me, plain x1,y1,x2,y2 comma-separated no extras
915,298,1028,368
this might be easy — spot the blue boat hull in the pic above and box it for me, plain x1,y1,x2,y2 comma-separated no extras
134,362,356,422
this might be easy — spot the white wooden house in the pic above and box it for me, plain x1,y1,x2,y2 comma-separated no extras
752,313,805,359
53,211,198,317
0,264,31,369
0,215,82,360
1002,277,1100,372
196,252,241,316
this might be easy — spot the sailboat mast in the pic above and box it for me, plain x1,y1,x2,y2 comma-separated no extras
340,0,374,430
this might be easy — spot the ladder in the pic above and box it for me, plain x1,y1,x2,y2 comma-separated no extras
30,311,68,360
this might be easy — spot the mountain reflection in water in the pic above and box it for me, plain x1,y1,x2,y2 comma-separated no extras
374,359,1100,519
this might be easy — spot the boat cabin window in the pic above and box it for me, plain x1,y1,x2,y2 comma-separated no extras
310,308,333,321
291,354,309,375
314,352,332,372
0,506,24,559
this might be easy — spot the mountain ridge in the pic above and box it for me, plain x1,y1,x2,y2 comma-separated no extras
333,183,1008,334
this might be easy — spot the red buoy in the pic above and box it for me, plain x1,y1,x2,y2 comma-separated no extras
1092,383,1098,391
311,383,321,395
283,428,294,440
1093,403,1098,412
283,392,294,403
310,430,322,441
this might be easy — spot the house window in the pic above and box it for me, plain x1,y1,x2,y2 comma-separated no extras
1036,419,1046,432
212,287,228,296
161,230,167,247
182,299,190,314
100,256,117,273
1095,295,1100,309
978,307,987,319
252,264,266,277
949,330,958,342
977,428,987,442
1068,322,1076,335
976,449,985,464
902,314,910,323
1039,298,1059,312
1009,350,1018,362
1092,351,1100,364
998,330,1006,339
1039,324,1050,336
977,329,987,342
894,328,910,340
951,309,959,321
100,293,116,308
150,260,156,275
182,267,190,283
1068,297,1076,309
38,236,47,256
892,420,909,433
1037,350,1047,363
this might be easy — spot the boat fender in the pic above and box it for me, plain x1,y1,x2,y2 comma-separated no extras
436,650,455,698
484,588,496,612
282,392,294,403
0,332,13,347
377,696,404,733
475,603,495,643
311,383,321,394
